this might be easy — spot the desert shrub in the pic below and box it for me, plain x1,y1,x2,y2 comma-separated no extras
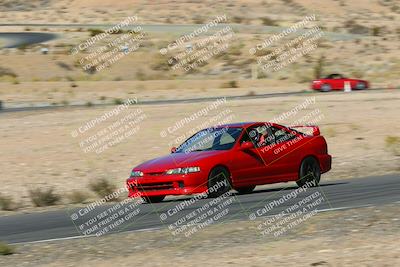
86,101,93,107
313,55,325,79
56,61,73,71
220,80,239,88
261,17,278,26
29,188,61,207
371,26,381,36
67,190,90,204
89,178,117,199
232,16,244,24
0,67,17,78
0,194,16,211
113,98,124,105
61,100,69,106
344,20,369,34
351,70,364,79
151,55,170,71
88,28,105,37
228,44,243,56
246,90,256,96
0,242,14,256
192,16,205,24
136,69,148,81
385,136,400,156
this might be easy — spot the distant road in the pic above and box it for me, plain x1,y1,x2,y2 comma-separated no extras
0,174,399,244
0,32,58,48
0,23,362,48
0,88,397,114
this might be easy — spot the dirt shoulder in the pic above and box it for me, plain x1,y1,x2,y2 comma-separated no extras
1,203,399,267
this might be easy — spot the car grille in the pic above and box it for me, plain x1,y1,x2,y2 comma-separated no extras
145,171,165,176
136,182,174,191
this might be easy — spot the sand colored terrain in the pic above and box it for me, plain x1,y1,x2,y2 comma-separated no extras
0,0,399,92
0,90,399,208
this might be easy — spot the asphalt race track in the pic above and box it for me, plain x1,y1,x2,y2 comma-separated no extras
0,174,399,244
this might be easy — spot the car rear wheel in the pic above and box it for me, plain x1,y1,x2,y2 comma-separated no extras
235,186,256,194
207,166,231,198
321,84,332,92
296,157,320,187
142,196,165,204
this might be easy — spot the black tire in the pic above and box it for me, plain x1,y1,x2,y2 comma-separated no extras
142,196,165,204
321,84,332,92
235,186,256,195
207,166,231,198
355,82,366,90
296,157,321,187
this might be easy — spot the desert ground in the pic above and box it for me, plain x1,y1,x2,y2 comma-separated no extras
0,90,399,210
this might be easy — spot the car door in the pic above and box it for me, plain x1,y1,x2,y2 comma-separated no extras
229,125,270,187
332,74,345,89
258,125,302,182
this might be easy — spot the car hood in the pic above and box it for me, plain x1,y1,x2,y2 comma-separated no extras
134,150,228,173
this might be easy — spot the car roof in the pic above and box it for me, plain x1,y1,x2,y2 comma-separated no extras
217,122,278,128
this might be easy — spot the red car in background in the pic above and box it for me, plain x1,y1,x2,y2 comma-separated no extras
126,122,332,203
312,74,369,92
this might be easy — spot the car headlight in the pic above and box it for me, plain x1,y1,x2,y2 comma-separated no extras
165,167,200,175
131,170,144,177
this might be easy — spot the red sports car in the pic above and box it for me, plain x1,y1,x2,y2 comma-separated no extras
312,74,369,92
126,122,332,203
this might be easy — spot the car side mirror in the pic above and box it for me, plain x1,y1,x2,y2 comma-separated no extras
239,141,254,150
171,147,177,153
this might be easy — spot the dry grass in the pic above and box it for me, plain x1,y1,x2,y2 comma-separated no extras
385,136,400,156
67,190,90,204
0,242,14,256
0,194,16,211
89,178,117,199
29,188,61,207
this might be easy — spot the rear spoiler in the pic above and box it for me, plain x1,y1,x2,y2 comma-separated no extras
290,125,320,136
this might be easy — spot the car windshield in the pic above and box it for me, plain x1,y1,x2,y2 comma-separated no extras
175,127,243,153
326,74,345,79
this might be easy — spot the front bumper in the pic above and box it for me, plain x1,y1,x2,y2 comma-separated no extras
126,172,208,198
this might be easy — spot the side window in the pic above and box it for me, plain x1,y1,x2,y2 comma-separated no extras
241,125,274,148
270,126,296,144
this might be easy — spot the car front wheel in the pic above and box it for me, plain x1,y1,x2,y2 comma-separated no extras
321,84,332,92
142,196,165,203
208,166,232,198
235,186,256,194
296,157,321,187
